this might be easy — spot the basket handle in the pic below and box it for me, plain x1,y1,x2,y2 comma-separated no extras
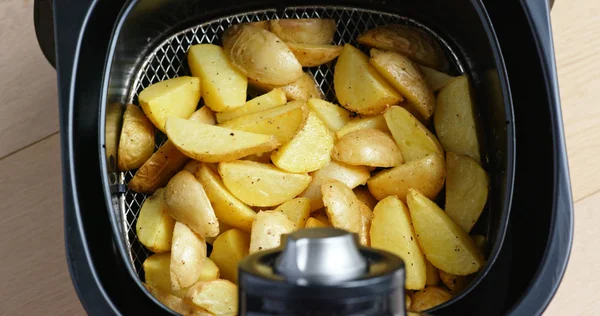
34,0,56,68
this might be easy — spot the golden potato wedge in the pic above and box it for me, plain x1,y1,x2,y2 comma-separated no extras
188,106,217,124
287,43,342,67
471,234,487,252
269,18,336,45
182,160,201,175
307,98,351,132
439,270,473,294
275,197,311,228
407,189,485,275
353,186,379,210
312,209,330,225
164,170,219,237
332,128,403,167
425,260,440,286
215,88,287,123
188,44,247,112
358,201,373,246
219,101,308,144
336,114,390,138
139,76,201,132
144,253,184,297
205,220,233,245
434,75,482,163
195,163,255,233
249,71,323,101
371,196,427,290
209,228,250,283
243,151,273,164
367,153,445,202
271,111,334,173
144,283,212,316
384,106,444,162
410,286,453,312
357,24,449,71
334,44,403,115
198,258,220,281
249,211,297,254
445,152,489,232
321,180,361,234
222,24,302,85
218,160,311,207
305,217,329,228
419,65,455,92
170,222,207,291
300,161,371,211
118,104,155,171
186,279,238,315
370,49,435,122
166,116,279,163
406,295,412,310
136,188,174,253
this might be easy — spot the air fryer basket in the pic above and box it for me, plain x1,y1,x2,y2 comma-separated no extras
100,0,514,313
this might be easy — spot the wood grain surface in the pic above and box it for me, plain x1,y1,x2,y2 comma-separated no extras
0,0,597,315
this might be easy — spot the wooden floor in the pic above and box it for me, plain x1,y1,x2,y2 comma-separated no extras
0,0,598,314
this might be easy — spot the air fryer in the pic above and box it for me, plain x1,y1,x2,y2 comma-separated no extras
35,0,573,315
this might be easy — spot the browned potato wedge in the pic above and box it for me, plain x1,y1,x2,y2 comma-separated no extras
139,76,201,133
370,49,435,122
367,153,445,202
357,24,449,71
218,161,311,207
307,98,351,132
186,279,238,315
209,228,250,283
170,222,207,291
384,106,444,162
287,43,343,67
371,196,427,289
166,116,279,163
215,88,287,123
275,197,311,228
439,270,473,294
164,170,219,237
322,180,361,234
249,71,324,101
305,217,329,228
419,65,455,92
249,211,297,253
358,201,373,246
434,75,482,163
353,186,379,210
332,128,403,167
407,189,485,275
300,161,371,211
118,104,155,171
410,286,453,312
334,44,403,115
136,188,174,253
425,260,440,286
269,18,336,45
144,283,212,315
336,114,390,138
271,111,334,173
222,24,302,85
445,152,489,232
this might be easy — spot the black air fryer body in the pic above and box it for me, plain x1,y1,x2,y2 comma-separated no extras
38,0,572,315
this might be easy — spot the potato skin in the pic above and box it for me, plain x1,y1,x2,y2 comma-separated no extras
170,222,207,290
249,211,296,254
287,43,342,67
410,286,453,312
332,128,403,167
269,18,336,45
118,104,155,171
249,72,324,101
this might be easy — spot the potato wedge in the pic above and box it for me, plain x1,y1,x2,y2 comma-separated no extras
188,44,247,112
357,24,449,71
425,260,440,286
170,222,207,291
215,89,287,123
269,18,336,45
407,189,485,275
406,295,412,310
410,286,453,312
370,49,435,122
164,170,219,237
305,217,329,228
249,211,297,253
144,283,212,316
209,228,250,282
287,43,342,67
384,106,444,162
249,71,323,101
144,253,184,297
307,98,351,132
358,201,373,246
198,258,220,281
245,21,269,30
275,197,311,228
118,104,155,171
271,111,334,173
222,24,302,85
439,270,473,294
186,279,238,315
300,161,371,211
371,196,427,290
139,76,201,132
136,188,175,253
195,163,256,232
367,153,445,202
336,114,390,138
218,160,311,207
445,152,489,232
334,44,403,115
219,101,308,144
332,128,403,167
353,186,378,210
434,75,482,163
166,116,279,163
321,180,361,234
419,65,455,92
471,234,487,252
312,209,331,225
